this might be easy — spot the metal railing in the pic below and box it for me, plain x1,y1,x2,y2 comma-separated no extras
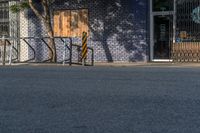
0,37,94,66
171,42,200,62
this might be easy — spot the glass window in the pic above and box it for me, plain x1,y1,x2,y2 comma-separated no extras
153,0,174,11
176,0,200,42
0,1,9,37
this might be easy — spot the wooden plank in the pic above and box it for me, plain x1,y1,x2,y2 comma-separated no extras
62,10,71,37
71,10,79,37
78,9,89,37
53,11,61,36
53,9,89,37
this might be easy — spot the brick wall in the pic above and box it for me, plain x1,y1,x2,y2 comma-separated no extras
24,0,149,62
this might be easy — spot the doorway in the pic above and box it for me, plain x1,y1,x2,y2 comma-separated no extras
153,15,173,59
150,0,175,61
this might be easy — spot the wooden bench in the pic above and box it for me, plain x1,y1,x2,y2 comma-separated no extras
171,42,200,62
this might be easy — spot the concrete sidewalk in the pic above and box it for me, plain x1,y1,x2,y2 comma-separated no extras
94,62,200,68
2,62,200,68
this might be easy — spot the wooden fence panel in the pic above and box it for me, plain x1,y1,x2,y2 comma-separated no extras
53,11,61,37
53,9,89,37
62,10,71,37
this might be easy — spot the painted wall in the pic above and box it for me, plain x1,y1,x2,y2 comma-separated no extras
22,0,149,62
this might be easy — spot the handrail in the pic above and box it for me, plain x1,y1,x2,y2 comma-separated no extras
0,37,94,66
22,39,36,63
12,45,18,62
60,38,70,50
70,43,94,66
41,38,53,63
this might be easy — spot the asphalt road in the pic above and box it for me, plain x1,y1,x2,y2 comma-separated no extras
0,65,200,133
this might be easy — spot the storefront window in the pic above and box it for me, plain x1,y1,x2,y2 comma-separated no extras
153,0,174,11
176,0,200,42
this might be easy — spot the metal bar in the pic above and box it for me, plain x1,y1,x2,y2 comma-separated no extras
71,43,94,66
21,38,36,62
41,38,53,63
0,36,70,40
173,0,176,44
63,39,66,65
69,38,72,66
2,38,6,65
5,40,12,65
11,45,18,62
70,62,82,65
60,38,70,50
90,47,94,66
72,43,82,47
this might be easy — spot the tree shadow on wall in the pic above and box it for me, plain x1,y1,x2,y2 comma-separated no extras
27,0,148,62
52,0,148,62
89,0,148,62
27,4,44,62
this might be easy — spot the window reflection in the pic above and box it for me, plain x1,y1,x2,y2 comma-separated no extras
176,0,200,42
0,1,9,37
153,0,174,11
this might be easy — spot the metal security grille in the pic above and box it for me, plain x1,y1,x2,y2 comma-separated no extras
171,0,200,62
0,1,9,37
176,0,200,42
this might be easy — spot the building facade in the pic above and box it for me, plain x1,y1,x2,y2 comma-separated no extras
0,0,200,63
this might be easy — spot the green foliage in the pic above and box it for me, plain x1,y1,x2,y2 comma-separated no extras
20,2,30,9
10,5,21,13
10,1,30,13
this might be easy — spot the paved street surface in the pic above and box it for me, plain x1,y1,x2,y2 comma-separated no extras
0,65,200,133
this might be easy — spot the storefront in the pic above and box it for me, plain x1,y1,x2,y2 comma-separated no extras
150,0,200,62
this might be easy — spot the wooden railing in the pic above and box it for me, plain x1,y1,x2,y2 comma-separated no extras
171,42,200,62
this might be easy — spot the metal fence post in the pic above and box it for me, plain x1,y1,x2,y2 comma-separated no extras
69,38,72,66
63,38,66,65
2,35,6,66
82,32,88,66
91,48,94,66
9,40,13,65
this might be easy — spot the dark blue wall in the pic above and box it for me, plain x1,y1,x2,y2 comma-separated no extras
26,0,149,62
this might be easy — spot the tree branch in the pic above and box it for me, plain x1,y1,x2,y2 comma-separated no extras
28,0,45,21
41,0,53,36
41,0,48,19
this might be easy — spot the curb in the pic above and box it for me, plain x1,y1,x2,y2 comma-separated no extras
1,62,200,68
